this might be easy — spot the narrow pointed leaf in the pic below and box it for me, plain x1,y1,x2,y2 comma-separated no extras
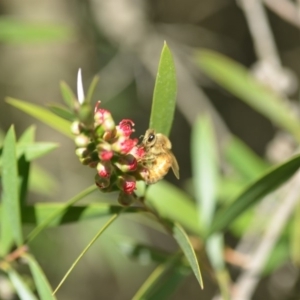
225,136,269,180
48,104,75,122
149,42,177,136
172,222,203,288
196,50,300,142
1,126,23,246
146,181,199,234
6,98,72,138
209,154,300,235
7,268,38,300
18,155,30,205
132,253,183,300
60,81,77,109
191,115,218,233
18,203,142,227
22,143,59,161
86,75,100,104
24,254,56,300
18,126,36,145
29,164,58,196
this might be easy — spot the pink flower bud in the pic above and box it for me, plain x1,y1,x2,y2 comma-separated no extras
117,175,136,194
95,173,110,190
129,145,145,159
97,161,113,178
115,154,137,172
116,119,135,137
75,134,90,147
112,137,138,154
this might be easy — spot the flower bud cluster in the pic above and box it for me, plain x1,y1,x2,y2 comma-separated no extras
71,101,146,205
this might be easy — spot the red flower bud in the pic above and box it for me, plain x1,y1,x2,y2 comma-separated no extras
97,161,113,178
115,154,137,172
130,145,145,159
116,119,135,137
118,191,135,206
95,173,110,190
117,175,136,194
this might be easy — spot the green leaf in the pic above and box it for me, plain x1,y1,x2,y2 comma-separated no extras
59,81,77,110
21,143,59,161
132,253,185,300
1,126,23,247
191,115,218,233
29,164,58,196
48,104,75,122
172,222,203,288
53,211,123,295
209,154,300,235
86,75,100,104
26,185,97,242
149,42,177,136
24,254,56,300
206,234,230,300
6,98,72,138
19,203,141,227
18,126,36,145
117,239,169,264
0,17,73,44
146,181,199,234
291,202,300,266
196,50,300,142
18,155,30,205
225,136,269,181
7,267,38,300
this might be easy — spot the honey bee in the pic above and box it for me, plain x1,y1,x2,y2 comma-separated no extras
140,129,179,184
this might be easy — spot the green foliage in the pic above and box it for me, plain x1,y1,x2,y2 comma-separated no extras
0,17,73,44
2,43,300,299
149,42,177,136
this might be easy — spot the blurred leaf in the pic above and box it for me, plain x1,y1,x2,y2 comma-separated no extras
86,75,100,104
29,164,58,196
18,155,30,205
149,42,177,136
6,98,72,138
191,115,218,233
19,203,141,227
172,222,203,289
53,212,122,295
132,253,184,300
209,154,300,235
147,266,190,300
1,126,23,247
196,50,300,142
23,254,56,300
26,185,97,242
0,17,72,44
18,126,36,145
225,136,269,181
263,238,289,275
7,267,38,300
206,234,230,300
48,104,75,122
19,143,59,161
291,201,300,265
146,181,199,234
117,238,169,264
59,81,77,110
217,177,246,204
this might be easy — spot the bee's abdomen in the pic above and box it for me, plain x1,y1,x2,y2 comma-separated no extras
144,157,171,184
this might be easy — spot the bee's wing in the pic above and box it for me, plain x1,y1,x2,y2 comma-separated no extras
167,150,180,179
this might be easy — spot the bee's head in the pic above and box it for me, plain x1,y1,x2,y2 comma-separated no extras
143,129,156,148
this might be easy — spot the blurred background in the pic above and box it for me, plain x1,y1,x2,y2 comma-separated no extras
0,0,300,299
